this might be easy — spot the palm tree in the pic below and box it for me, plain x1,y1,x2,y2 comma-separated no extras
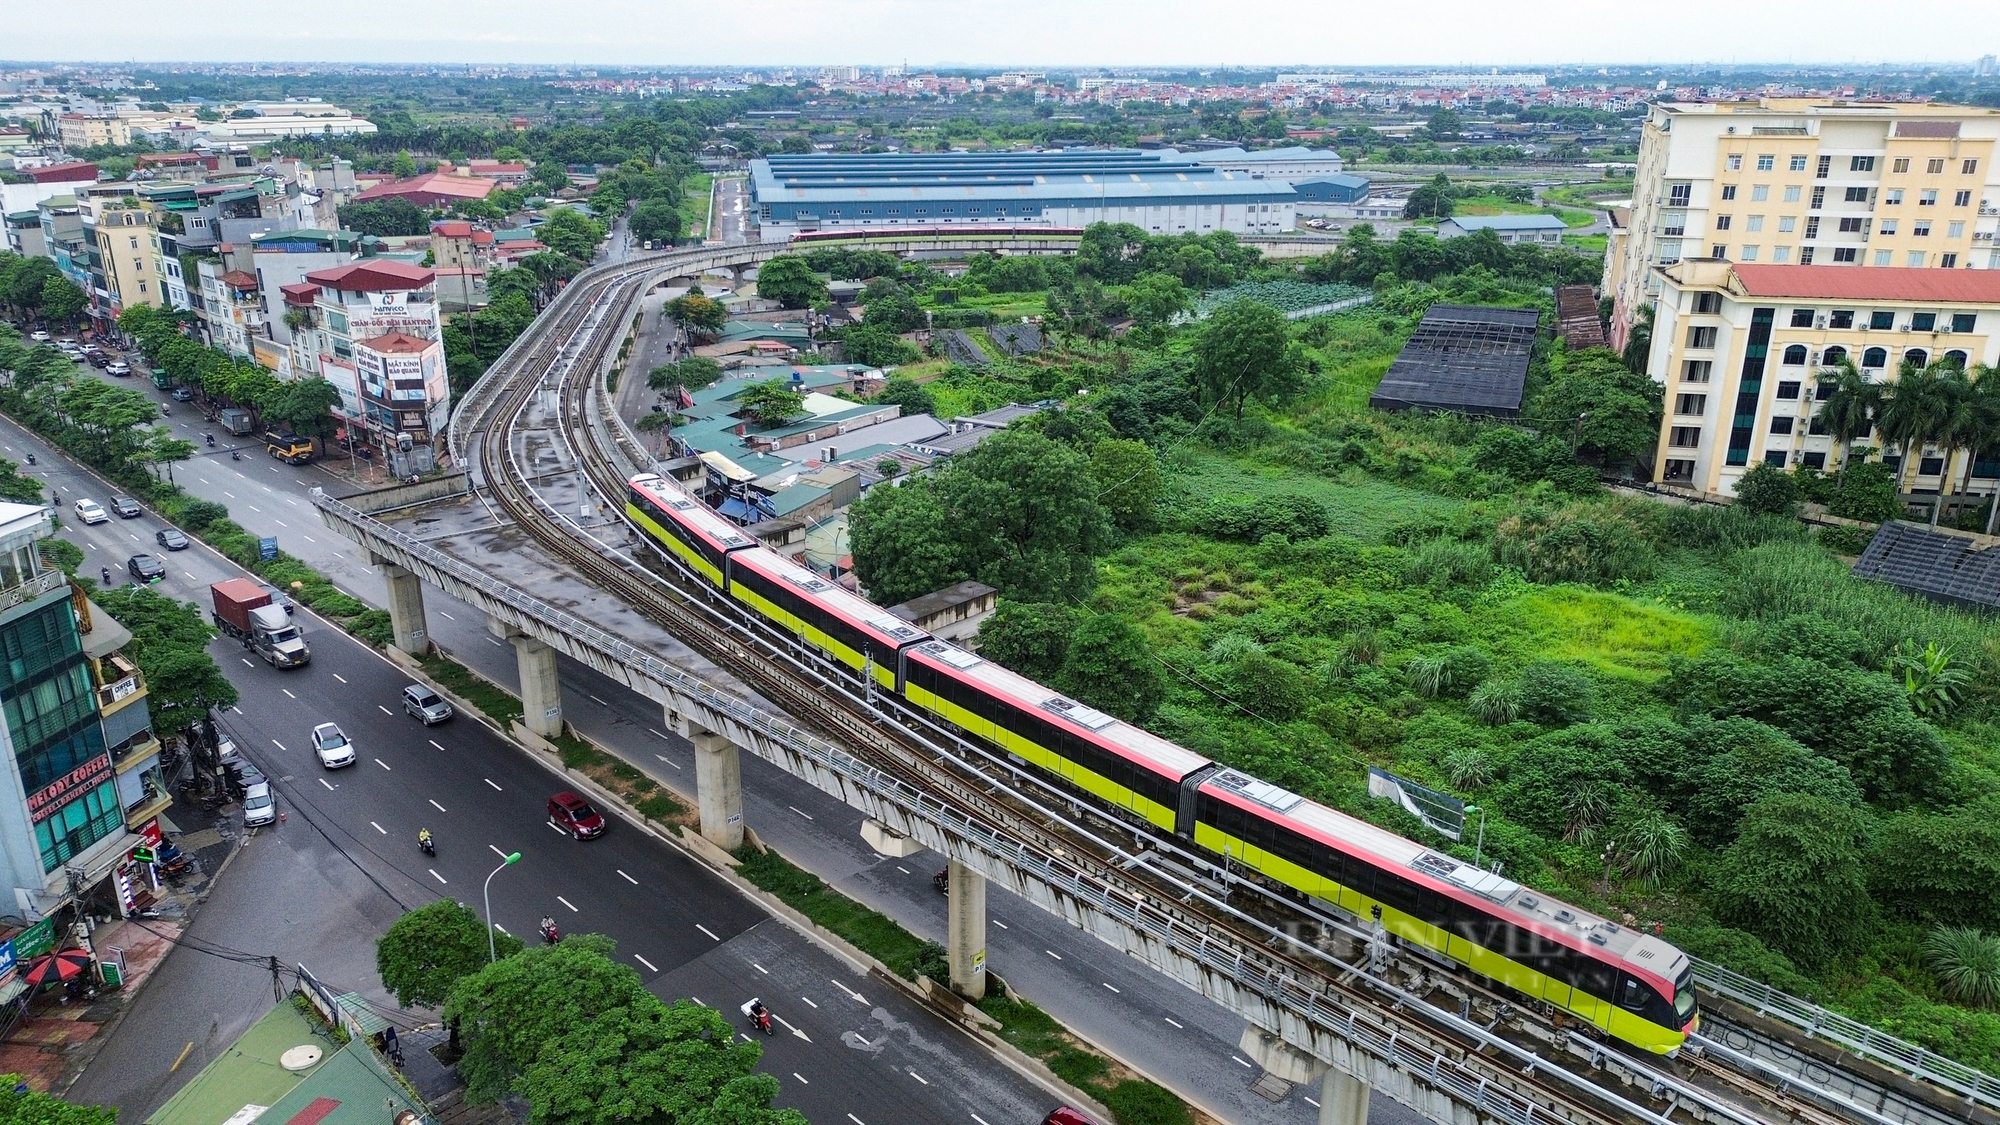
1815,357,1881,485
1875,358,1962,522
1938,364,2000,530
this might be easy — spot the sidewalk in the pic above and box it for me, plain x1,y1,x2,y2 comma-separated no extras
0,917,183,1092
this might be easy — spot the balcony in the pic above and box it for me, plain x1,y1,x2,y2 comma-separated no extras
111,732,160,772
98,658,146,710
0,570,66,612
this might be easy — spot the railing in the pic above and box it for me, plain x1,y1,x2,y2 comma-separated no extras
0,570,66,611
97,675,141,709
1693,958,2000,1112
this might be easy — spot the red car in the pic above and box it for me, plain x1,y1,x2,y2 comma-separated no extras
548,791,606,839
1043,1111,1098,1125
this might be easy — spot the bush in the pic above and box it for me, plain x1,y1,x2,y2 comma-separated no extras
1514,662,1593,726
1927,927,2000,1008
1467,680,1521,725
1829,461,1902,523
1492,505,1656,586
1401,536,1493,591
1405,647,1491,699
176,498,231,531
1102,1080,1193,1125
1733,460,1799,515
1818,523,1874,556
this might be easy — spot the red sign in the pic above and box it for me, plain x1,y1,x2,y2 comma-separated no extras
28,754,112,823
139,819,162,847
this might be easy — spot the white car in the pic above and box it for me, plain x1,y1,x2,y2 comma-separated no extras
29,330,48,342
73,499,109,525
311,722,356,769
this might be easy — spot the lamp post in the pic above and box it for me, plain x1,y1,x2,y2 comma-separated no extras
1464,805,1488,869
482,851,522,962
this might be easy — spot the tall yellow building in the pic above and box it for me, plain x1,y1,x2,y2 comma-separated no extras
1648,260,2000,502
77,189,163,326
1605,99,2000,352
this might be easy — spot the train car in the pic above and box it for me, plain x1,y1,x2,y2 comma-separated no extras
901,640,1214,833
726,547,929,692
1192,769,1697,1053
788,225,1086,246
626,473,755,587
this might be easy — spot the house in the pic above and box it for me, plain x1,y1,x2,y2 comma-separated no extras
888,580,999,644
351,171,495,208
1437,214,1568,244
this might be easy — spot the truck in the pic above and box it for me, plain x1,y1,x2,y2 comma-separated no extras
211,578,311,668
264,429,317,465
219,408,254,436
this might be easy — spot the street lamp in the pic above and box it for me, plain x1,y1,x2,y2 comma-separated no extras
482,851,522,962
1463,805,1488,869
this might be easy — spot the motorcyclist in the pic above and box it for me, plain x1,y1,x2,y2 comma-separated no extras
417,828,433,855
540,916,560,943
744,998,772,1033
100,566,111,585
204,433,215,447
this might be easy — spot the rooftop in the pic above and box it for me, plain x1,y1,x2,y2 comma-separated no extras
356,330,433,354
144,999,415,1125
1443,214,1568,231
304,259,435,292
1727,264,2000,304
352,171,495,202
752,149,1295,204
1370,304,1541,419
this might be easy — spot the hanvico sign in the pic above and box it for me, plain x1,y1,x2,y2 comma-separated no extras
370,290,409,317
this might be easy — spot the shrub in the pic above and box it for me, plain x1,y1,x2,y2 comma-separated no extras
176,498,231,531
1733,460,1799,515
1402,536,1493,591
1492,505,1656,586
1405,646,1491,699
1466,680,1521,725
348,610,395,647
1515,662,1593,726
1927,927,2000,1008
1101,1080,1193,1125
1818,523,1875,556
1829,461,1902,523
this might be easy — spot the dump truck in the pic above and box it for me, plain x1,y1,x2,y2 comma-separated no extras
211,578,310,668
218,408,254,436
263,429,317,465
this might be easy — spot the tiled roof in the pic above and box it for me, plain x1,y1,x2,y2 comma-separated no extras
1730,265,2000,304
280,282,321,305
218,270,258,289
352,172,494,202
1445,214,1568,231
305,259,435,291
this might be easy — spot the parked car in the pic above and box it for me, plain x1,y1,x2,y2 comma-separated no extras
170,387,193,401
110,496,142,519
402,684,454,725
89,353,111,368
241,782,276,827
106,361,131,377
28,330,48,342
547,791,606,839
311,722,355,769
225,757,267,793
126,553,165,583
155,527,189,550
73,498,109,525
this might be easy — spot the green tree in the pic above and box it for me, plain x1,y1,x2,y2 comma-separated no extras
943,428,1112,603
1192,298,1302,419
521,999,805,1125
846,481,965,605
39,276,87,326
1426,108,1464,140
839,324,918,367
665,293,728,338
628,198,684,246
90,587,239,739
391,150,419,177
1815,357,1881,484
975,601,1077,681
1713,793,1873,964
778,134,814,154
377,899,522,1010
336,198,431,237
1403,173,1457,220
537,208,607,262
265,378,343,449
1125,272,1192,340
1088,437,1163,533
754,255,828,310
872,376,935,418
1829,461,1901,522
735,380,805,427
0,1076,115,1124
1871,810,2000,931
1733,460,1799,515
1059,614,1163,723
1529,347,1663,467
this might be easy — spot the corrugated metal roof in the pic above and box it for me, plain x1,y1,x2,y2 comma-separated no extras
1444,214,1568,231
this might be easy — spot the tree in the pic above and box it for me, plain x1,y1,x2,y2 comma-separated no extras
1192,298,1302,419
1530,347,1664,468
391,150,419,178
337,198,431,237
1088,438,1163,533
648,356,721,393
39,277,86,326
975,601,1077,681
872,376,935,419
90,586,238,739
1403,173,1457,221
537,208,607,262
943,429,1112,603
378,899,523,1010
1829,461,1901,523
665,293,727,338
265,378,342,449
1815,357,1881,484
779,134,814,154
1733,460,1799,515
729,381,800,428
1125,272,1192,339
754,255,828,310
1426,109,1464,140
1875,358,1962,508
0,1076,115,1125
1713,793,1872,964
839,324,918,367
628,198,684,246
846,480,965,605
1059,614,1163,723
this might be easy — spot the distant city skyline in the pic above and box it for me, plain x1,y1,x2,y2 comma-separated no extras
17,0,2000,71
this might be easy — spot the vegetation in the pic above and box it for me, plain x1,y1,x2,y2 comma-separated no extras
377,898,523,1010
0,1077,115,1123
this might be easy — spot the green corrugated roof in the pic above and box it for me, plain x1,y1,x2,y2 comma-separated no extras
146,999,423,1125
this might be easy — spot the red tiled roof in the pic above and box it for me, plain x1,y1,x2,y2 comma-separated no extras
305,259,436,291
1731,265,2000,304
430,219,474,238
280,282,321,305
218,270,258,289
356,330,434,354
26,162,96,184
352,172,494,203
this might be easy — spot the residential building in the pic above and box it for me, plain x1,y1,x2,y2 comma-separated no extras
1647,259,2000,500
197,261,265,363
79,188,163,330
750,150,1297,242
297,260,449,474
1605,99,2000,350
429,219,492,310
2,210,43,258
248,228,359,346
1438,213,1568,244
353,330,448,471
56,113,129,149
82,597,170,846
350,171,495,208
37,195,85,289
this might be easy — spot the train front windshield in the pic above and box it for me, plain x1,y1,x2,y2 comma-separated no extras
1675,968,1697,1024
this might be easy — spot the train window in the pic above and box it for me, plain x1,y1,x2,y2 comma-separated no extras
1619,976,1646,1009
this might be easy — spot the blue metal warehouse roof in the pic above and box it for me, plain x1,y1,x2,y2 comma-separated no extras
751,150,1297,208
1443,214,1568,231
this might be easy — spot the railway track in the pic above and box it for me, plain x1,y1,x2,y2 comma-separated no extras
450,243,1996,1125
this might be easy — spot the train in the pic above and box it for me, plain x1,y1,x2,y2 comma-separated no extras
625,471,1699,1053
788,225,1087,247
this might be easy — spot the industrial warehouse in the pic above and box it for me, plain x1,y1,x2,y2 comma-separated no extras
749,149,1302,241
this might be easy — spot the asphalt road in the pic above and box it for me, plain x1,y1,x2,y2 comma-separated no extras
14,412,1059,1125
712,175,751,244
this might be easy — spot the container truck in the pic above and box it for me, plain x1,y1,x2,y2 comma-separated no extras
211,578,310,668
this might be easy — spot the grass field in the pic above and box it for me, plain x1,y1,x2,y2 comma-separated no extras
1170,451,1466,543
682,173,714,241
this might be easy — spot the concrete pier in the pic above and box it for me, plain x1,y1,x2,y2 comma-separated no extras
692,729,744,850
374,555,430,656
946,858,987,1000
490,616,562,737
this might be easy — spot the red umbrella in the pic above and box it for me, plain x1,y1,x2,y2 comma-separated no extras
21,949,92,987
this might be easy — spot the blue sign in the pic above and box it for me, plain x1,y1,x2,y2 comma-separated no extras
0,939,17,979
258,537,279,561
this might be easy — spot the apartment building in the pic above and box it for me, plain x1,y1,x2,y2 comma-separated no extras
294,260,449,475
56,113,130,149
1605,100,2000,350
1648,259,2000,500
78,188,163,329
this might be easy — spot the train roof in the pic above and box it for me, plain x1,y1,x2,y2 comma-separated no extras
730,546,932,650
907,641,1213,780
628,473,757,553
1199,770,1689,992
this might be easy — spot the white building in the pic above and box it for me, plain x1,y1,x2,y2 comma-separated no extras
1183,146,1345,180
296,260,449,475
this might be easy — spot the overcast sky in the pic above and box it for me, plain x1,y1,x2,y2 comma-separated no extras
22,0,2000,69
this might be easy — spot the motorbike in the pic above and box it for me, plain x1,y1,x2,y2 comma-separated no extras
24,453,33,465
229,449,241,461
100,567,111,586
539,918,561,944
417,830,435,857
932,868,949,895
160,404,169,415
742,999,774,1036
204,433,215,447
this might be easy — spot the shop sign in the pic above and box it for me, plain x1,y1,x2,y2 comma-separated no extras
27,754,112,824
140,819,162,847
13,917,54,960
0,939,14,978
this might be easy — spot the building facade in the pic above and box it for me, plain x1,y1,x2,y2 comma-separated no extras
57,114,130,149
297,260,449,474
79,189,163,330
1438,214,1568,243
1605,99,2000,350
1647,260,2000,500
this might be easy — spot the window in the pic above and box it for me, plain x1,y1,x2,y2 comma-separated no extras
1870,311,1895,330
1949,221,1966,238
1790,155,1809,172
1779,216,1797,232
1851,156,1876,172
1874,250,1895,265
1803,451,1827,469
1669,426,1702,448
1714,215,1732,231
1920,189,1938,206
1886,188,1904,205
1741,245,1760,261
1921,456,1945,476
1668,182,1692,205
1727,154,1742,171
1777,379,1803,398
1928,158,1947,174
1747,215,1765,232
1845,187,1871,203
1811,186,1826,209
1946,349,1969,367
1942,253,1959,268
1688,326,1719,348
1893,157,1911,173
1711,244,1728,258
1906,251,1926,266
1782,344,1809,364
1664,459,1696,482
1752,185,1770,201
1817,155,1832,178
1830,311,1854,329
1765,450,1790,466
1824,345,1848,363
1914,220,1932,236
1879,219,1899,235
1758,155,1776,171
1806,216,1821,239
1682,359,1713,382
1863,346,1888,367
1773,247,1793,263
1912,312,1937,332
1676,393,1707,415
1952,313,1978,332
1839,217,1867,233
1720,184,1738,201
1965,158,1980,175
1907,348,1929,366
1834,247,1859,262
1771,416,1795,434
128,236,138,249
1693,292,1722,314
1790,309,1816,328
1784,185,1802,203
1955,190,1974,207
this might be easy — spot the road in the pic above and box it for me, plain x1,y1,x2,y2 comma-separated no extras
17,412,1059,1125
712,175,751,244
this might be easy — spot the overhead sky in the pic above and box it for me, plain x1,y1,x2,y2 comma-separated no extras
24,0,2000,69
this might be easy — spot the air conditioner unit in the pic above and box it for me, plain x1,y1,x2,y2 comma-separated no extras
1815,315,1827,329
1940,325,1955,334
1899,322,1912,332
1811,350,1823,364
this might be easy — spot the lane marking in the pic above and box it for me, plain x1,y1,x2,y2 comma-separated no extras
753,963,768,975
850,1115,867,1125
794,1072,809,1085
1305,1097,1321,1108
587,694,609,706
495,924,508,935
895,866,910,875
830,979,867,1004
370,821,386,835
246,505,260,513
223,491,235,499
993,920,1008,929
241,658,253,667
379,705,393,715
184,572,199,581
1164,1017,1183,1029
490,845,507,858
972,1115,992,1125
429,740,446,752
332,674,346,684
485,778,502,791
908,1070,929,1086
556,895,578,913
1101,982,1121,993
486,637,502,646
281,689,296,699
788,806,813,820
634,954,657,972
429,799,448,813
618,869,638,885
1232,1055,1253,1069
646,728,668,739
696,924,720,941
375,758,391,771
800,996,818,1008
1045,950,1062,961
438,611,455,620
305,535,316,543
430,869,447,885
654,754,681,770
230,706,243,714
318,778,335,791
272,740,289,752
